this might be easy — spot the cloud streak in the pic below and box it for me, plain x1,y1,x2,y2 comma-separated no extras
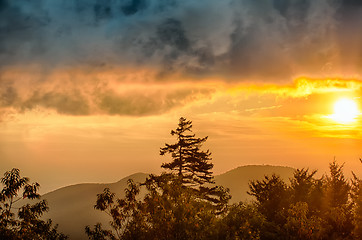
0,67,215,116
228,77,362,99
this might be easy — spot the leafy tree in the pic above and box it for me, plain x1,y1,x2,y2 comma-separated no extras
247,169,327,240
0,168,67,240
87,118,230,239
85,223,116,240
280,168,325,239
142,173,219,239
290,168,317,204
351,159,362,239
214,202,264,240
325,161,350,208
308,177,325,216
289,168,326,218
321,161,354,239
248,174,290,239
284,202,323,240
248,174,288,224
87,174,225,240
246,163,361,240
89,118,362,240
85,179,147,240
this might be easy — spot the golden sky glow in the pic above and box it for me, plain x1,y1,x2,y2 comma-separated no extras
1,1,362,193
1,74,361,193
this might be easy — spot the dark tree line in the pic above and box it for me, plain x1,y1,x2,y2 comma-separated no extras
87,117,362,240
238,162,358,240
2,117,360,239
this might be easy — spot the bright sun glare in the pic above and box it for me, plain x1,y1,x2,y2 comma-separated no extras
331,98,359,124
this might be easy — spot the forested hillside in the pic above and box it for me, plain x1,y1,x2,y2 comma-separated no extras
1,118,361,240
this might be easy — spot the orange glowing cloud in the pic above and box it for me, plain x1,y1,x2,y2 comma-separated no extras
228,77,362,98
1,62,362,124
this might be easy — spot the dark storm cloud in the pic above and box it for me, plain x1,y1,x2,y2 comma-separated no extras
2,0,360,78
227,0,340,79
121,0,147,16
1,0,362,116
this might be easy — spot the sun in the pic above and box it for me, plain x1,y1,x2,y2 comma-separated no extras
331,98,359,124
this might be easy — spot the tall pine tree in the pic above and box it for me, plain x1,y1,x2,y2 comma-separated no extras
160,117,214,186
160,117,229,211
87,118,230,239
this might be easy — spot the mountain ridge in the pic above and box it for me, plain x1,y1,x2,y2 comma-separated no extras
41,165,295,239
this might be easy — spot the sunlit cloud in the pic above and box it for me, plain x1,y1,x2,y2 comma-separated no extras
229,78,362,98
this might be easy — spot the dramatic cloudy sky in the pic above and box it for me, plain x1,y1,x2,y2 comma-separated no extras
1,0,361,193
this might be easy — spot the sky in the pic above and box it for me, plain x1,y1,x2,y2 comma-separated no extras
0,0,361,193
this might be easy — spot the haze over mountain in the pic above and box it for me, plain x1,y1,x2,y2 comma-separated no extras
40,165,294,239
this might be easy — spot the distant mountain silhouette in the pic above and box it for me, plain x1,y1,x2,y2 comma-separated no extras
214,165,295,203
41,165,294,239
42,173,149,240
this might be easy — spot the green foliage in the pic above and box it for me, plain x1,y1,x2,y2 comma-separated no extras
87,117,362,240
325,161,350,208
87,117,230,239
214,203,264,240
290,168,317,204
85,223,116,240
351,171,362,239
321,161,354,239
160,117,230,212
284,202,323,240
248,174,288,223
86,180,147,240
240,160,361,240
86,173,226,240
142,173,217,239
0,168,67,240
